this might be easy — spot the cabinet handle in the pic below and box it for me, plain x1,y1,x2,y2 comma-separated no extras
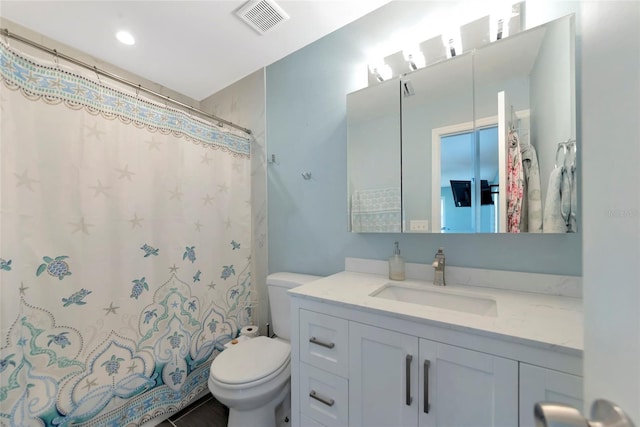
424,359,431,414
310,390,335,407
406,354,413,406
309,336,335,349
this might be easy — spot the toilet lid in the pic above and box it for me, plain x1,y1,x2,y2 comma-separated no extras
211,336,290,385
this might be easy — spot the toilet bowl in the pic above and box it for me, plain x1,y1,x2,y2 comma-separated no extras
208,336,291,427
208,273,320,427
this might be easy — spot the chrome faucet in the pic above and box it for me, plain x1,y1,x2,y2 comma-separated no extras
432,247,446,286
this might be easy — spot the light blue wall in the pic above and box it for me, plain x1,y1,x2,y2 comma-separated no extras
266,2,581,277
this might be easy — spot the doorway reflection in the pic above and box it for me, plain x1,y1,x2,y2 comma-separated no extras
440,126,499,233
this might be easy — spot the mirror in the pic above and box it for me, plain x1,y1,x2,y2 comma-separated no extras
402,54,474,233
347,14,576,233
347,79,401,232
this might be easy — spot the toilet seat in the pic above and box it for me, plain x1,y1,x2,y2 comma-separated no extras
211,336,291,388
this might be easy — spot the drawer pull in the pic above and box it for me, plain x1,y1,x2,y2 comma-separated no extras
424,359,431,413
309,336,335,349
310,390,335,407
406,354,413,406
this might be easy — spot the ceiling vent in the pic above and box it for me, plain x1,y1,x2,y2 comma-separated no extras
236,0,290,35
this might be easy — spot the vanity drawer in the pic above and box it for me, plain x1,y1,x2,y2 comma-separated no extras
300,363,348,427
299,309,349,377
300,414,326,427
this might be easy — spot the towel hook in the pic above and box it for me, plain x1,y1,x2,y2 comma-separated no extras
555,143,568,169
509,105,520,131
302,172,312,180
566,139,577,171
509,128,520,148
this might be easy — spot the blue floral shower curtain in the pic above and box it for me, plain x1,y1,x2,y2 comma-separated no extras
0,42,253,426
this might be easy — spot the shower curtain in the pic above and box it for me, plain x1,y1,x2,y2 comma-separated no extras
0,42,252,426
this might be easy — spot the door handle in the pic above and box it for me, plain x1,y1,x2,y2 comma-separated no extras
534,399,635,427
424,359,431,413
406,354,413,406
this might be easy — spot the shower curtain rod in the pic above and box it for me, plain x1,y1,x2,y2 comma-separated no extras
1,28,252,135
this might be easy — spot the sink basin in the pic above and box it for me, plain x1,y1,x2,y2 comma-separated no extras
370,283,498,316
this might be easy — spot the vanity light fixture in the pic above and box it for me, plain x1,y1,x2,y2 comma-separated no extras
373,68,385,82
442,30,462,59
115,30,135,46
368,62,392,82
403,47,425,71
491,15,510,41
490,3,513,42
448,39,457,57
364,1,523,86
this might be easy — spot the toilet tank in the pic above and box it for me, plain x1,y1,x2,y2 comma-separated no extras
266,272,320,340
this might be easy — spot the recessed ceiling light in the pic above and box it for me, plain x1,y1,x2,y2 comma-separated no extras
116,30,135,46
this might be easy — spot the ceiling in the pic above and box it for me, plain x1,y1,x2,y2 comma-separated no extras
0,0,391,101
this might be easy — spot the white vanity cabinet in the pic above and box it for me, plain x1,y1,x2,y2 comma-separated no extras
289,271,583,427
349,322,518,427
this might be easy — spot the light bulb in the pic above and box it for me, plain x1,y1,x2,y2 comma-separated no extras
368,62,392,82
116,30,135,46
403,47,425,71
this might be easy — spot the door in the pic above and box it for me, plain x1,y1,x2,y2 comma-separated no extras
438,126,500,233
580,1,640,424
419,339,518,427
349,322,419,427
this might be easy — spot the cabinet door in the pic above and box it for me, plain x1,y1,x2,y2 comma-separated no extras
349,322,419,427
519,363,583,427
419,340,518,427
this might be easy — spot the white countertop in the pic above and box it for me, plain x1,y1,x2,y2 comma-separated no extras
289,271,583,353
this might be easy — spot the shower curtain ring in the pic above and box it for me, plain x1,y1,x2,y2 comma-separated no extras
93,66,101,83
2,28,10,46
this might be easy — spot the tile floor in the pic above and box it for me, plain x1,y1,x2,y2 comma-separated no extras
156,395,229,427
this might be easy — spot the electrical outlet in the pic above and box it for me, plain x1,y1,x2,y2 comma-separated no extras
410,220,429,232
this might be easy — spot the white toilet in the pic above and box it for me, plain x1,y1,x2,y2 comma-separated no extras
208,272,320,427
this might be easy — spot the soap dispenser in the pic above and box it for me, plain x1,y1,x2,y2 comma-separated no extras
389,241,406,281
